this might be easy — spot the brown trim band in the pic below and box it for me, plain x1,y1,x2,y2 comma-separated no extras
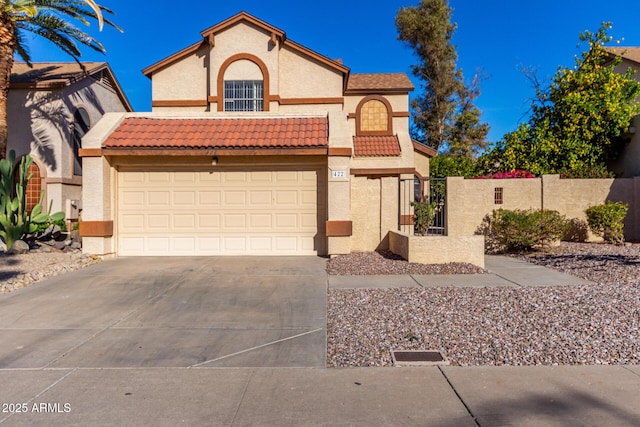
350,168,415,177
152,100,208,107
44,177,82,186
392,111,411,117
328,147,352,157
79,148,103,158
400,215,414,226
278,97,344,105
326,220,352,237
412,141,437,158
102,148,328,157
347,113,356,119
80,221,113,237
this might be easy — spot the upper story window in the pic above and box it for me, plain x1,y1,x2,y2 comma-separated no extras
355,95,393,136
224,80,264,112
72,108,91,176
361,99,389,132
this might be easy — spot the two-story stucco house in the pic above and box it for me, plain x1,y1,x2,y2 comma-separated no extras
9,62,132,220
80,12,434,257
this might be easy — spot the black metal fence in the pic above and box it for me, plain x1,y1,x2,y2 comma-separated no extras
398,177,447,235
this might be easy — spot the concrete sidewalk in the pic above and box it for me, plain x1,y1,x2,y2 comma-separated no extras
329,255,592,289
1,365,638,426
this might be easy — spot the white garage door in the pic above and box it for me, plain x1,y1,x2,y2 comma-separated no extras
117,169,320,256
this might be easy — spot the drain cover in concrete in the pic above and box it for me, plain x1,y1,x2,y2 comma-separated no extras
391,350,449,366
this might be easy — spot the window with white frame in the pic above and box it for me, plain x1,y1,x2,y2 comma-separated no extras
224,80,264,112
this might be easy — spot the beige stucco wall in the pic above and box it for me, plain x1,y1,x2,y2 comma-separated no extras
389,231,485,268
446,175,640,242
278,47,343,99
211,22,279,98
446,177,542,237
151,44,208,103
414,150,430,177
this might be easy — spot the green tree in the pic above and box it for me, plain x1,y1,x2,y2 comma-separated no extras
482,22,640,175
396,0,488,156
429,154,478,178
0,0,119,158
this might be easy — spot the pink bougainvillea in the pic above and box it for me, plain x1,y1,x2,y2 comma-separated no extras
471,170,535,179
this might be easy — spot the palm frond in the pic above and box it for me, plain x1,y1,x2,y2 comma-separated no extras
13,27,31,64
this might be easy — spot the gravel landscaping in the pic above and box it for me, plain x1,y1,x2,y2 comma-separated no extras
327,242,640,367
0,249,101,294
327,250,486,275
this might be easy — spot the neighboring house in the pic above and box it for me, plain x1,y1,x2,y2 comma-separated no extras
8,62,132,220
81,12,435,257
605,47,640,177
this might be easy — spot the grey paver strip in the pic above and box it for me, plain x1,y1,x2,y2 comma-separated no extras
442,366,640,427
411,273,515,288
233,367,476,426
328,274,420,289
0,368,254,427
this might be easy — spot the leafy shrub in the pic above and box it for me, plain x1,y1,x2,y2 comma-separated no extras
482,209,570,253
560,163,614,179
411,200,437,234
429,155,479,178
585,201,628,244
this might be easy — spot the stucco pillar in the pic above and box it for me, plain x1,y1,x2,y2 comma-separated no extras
326,110,352,255
445,176,465,237
80,113,124,256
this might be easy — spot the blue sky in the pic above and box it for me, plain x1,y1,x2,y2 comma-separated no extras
24,0,640,144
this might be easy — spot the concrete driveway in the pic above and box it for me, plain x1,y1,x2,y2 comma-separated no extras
0,257,327,369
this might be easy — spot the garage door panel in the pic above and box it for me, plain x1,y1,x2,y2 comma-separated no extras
148,214,170,229
173,191,196,206
199,214,221,229
173,214,195,229
149,173,170,183
122,214,144,229
250,190,271,205
118,170,322,256
148,191,170,206
224,191,246,205
198,191,221,205
122,191,144,206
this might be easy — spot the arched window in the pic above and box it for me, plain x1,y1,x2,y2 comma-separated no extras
73,108,91,176
217,54,269,112
355,95,393,135
21,162,42,214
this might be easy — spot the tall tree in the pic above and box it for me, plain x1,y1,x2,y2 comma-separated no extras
481,22,640,175
396,0,488,156
0,0,119,158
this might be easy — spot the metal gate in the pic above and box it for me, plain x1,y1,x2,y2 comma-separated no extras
398,177,446,235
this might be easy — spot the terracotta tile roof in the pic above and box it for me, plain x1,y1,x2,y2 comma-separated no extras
346,73,414,93
605,47,640,65
11,62,106,86
102,117,329,149
353,135,401,157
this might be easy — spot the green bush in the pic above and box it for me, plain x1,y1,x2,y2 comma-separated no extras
585,201,628,244
484,209,570,253
429,155,479,178
411,200,437,235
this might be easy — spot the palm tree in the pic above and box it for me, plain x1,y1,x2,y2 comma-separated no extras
0,0,120,158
